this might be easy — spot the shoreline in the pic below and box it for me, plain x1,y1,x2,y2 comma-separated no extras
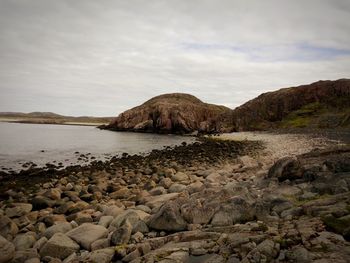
1,132,350,262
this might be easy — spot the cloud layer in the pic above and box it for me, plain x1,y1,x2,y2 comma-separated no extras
0,0,349,116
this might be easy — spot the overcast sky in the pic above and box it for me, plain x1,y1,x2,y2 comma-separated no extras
0,0,349,116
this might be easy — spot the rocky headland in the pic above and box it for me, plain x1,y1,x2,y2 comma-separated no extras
1,132,350,262
101,93,231,134
102,79,350,134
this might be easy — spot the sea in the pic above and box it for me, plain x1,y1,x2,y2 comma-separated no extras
0,122,195,172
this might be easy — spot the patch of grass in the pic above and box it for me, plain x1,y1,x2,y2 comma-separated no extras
279,102,325,128
285,193,332,207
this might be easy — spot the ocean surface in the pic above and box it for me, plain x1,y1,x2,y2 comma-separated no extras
0,122,195,171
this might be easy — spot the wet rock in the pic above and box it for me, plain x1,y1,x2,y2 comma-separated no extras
268,157,303,182
66,223,108,250
147,201,187,231
39,233,79,260
31,196,55,210
0,235,15,263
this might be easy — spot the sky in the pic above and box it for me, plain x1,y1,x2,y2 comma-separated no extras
0,0,349,117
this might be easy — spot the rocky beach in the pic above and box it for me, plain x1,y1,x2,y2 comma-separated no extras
1,132,350,263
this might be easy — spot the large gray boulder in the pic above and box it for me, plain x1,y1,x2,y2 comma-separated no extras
0,235,15,263
66,223,108,250
147,201,187,231
39,233,79,260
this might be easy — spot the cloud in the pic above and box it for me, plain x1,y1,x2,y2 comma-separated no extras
0,0,349,116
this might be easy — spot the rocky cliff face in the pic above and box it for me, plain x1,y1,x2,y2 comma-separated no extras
224,79,350,131
104,93,231,134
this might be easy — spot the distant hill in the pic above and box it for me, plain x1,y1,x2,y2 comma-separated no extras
222,79,350,131
103,93,231,134
0,112,114,126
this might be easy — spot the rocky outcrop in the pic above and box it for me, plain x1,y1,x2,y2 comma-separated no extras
103,93,231,134
103,79,350,134
223,79,350,131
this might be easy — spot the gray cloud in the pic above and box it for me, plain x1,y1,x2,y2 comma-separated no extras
0,0,349,116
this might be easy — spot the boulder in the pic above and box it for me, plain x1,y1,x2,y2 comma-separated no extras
44,222,73,239
11,249,38,263
13,232,36,251
98,216,114,228
172,172,189,182
5,203,32,218
110,210,140,229
102,205,124,217
39,233,79,260
211,196,254,226
149,186,167,196
0,215,18,238
0,235,15,263
66,223,108,250
169,183,187,193
147,201,187,231
111,220,132,245
268,157,303,182
43,188,61,200
30,196,55,210
85,247,115,263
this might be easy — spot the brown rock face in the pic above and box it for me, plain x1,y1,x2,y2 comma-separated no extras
222,79,350,131
104,93,231,134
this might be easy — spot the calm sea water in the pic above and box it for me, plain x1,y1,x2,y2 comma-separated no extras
0,122,195,171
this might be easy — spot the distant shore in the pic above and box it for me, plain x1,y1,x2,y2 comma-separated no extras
0,118,110,127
